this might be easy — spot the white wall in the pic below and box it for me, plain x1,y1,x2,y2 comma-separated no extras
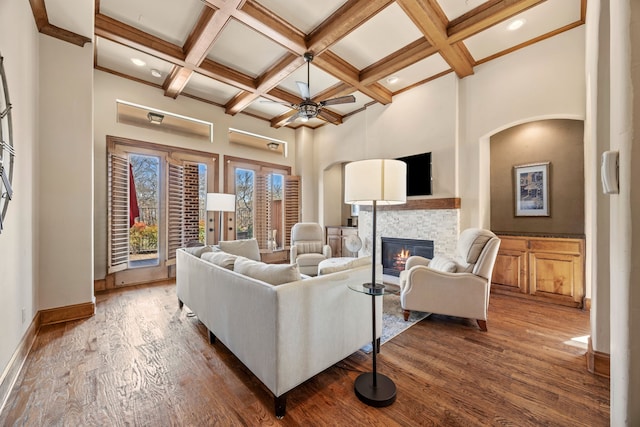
0,0,40,377
93,71,296,279
38,35,95,309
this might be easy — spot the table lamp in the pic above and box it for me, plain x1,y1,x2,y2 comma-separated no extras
206,193,236,243
344,158,406,407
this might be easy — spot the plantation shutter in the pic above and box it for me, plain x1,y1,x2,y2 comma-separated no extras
166,160,184,264
254,172,272,250
283,175,300,248
108,152,129,273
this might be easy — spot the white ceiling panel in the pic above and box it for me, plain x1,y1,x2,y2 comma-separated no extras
99,0,203,46
465,0,582,61
279,64,341,99
437,0,489,21
330,3,423,70
184,72,241,105
254,0,347,33
245,97,292,118
379,54,450,92
96,37,173,84
207,19,289,78
45,0,94,38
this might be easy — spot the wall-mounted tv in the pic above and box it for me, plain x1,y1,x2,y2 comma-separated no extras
396,152,432,196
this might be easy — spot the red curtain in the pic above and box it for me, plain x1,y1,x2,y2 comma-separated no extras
129,163,139,227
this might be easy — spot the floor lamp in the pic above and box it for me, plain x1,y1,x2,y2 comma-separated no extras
206,193,236,244
344,158,406,407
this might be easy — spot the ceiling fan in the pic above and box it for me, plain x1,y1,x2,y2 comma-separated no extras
266,52,356,125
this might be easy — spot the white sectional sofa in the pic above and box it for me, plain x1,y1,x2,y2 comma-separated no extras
176,240,381,418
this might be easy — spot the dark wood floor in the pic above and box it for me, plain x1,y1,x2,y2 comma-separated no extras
1,283,609,426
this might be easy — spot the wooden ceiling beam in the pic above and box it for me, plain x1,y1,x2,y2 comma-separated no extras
447,0,546,43
396,0,474,78
225,53,304,115
199,59,256,92
314,51,392,104
307,0,395,55
360,38,437,86
29,0,91,47
236,1,307,54
95,14,186,64
164,0,244,98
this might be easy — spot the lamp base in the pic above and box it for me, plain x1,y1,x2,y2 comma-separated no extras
363,282,385,294
354,372,396,407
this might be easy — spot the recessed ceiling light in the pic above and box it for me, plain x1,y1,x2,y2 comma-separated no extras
386,76,399,84
151,69,162,78
131,58,146,67
507,19,526,31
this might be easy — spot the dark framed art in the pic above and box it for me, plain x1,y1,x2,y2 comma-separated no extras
514,162,549,217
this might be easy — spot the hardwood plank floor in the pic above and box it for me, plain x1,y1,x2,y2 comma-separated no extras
0,283,609,426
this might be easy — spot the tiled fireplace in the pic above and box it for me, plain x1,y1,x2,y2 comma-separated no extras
356,206,459,274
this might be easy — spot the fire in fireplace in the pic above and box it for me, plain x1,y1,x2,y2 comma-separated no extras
381,237,434,277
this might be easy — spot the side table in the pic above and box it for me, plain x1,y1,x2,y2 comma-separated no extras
348,283,397,407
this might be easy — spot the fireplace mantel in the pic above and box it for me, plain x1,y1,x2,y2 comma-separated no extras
359,197,460,211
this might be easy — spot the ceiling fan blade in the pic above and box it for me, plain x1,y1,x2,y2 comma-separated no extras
320,95,356,106
296,81,310,100
260,99,295,108
285,112,302,124
317,109,339,124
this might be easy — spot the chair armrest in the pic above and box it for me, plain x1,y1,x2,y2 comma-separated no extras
405,255,430,270
290,246,298,261
323,245,332,258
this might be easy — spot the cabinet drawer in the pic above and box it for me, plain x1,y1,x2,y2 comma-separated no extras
529,239,582,255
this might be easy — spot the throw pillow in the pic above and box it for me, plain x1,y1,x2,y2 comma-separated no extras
234,256,301,285
428,255,458,273
201,251,237,270
219,238,261,261
182,245,214,258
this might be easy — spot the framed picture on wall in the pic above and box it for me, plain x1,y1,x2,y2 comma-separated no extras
514,162,550,216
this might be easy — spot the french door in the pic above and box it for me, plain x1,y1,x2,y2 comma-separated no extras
107,136,218,286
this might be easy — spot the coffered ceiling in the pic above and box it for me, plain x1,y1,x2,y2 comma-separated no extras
35,0,586,128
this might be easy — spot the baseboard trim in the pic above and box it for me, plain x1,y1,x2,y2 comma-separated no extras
0,312,41,415
587,337,610,378
39,301,95,326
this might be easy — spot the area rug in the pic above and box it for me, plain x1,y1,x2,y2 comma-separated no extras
360,293,429,353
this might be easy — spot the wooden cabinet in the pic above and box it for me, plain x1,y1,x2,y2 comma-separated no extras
492,235,585,308
326,226,358,258
260,249,289,264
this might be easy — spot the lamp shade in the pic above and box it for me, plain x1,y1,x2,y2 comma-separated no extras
206,193,236,212
344,159,406,205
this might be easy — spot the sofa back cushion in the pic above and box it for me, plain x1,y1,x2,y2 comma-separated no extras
202,251,237,270
219,238,261,261
234,256,301,285
182,245,214,258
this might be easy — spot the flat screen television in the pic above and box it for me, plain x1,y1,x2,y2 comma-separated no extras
396,152,432,196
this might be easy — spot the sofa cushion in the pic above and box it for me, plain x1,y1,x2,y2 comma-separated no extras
318,256,371,275
182,245,214,258
201,251,237,270
428,255,458,273
234,256,301,285
219,238,261,261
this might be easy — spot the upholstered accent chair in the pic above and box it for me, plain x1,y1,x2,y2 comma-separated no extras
290,222,332,276
399,228,501,331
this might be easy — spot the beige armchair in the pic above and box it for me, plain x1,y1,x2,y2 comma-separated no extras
290,222,332,276
399,228,501,331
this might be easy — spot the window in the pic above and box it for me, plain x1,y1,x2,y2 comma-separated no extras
107,136,218,283
225,156,299,250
